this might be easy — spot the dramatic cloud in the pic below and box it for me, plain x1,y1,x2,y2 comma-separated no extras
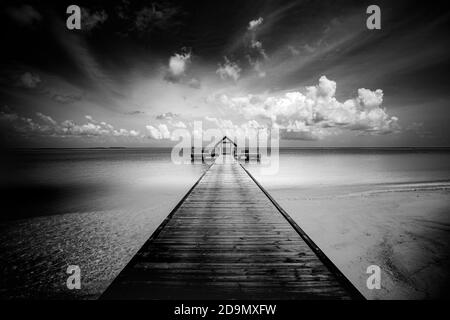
17,72,41,88
6,5,41,26
0,109,141,138
216,57,241,81
81,8,108,31
215,76,399,139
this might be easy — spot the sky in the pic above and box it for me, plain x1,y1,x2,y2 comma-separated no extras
0,0,449,147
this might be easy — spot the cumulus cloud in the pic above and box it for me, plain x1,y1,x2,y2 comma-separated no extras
0,109,141,138
51,93,82,104
165,51,191,82
203,116,267,141
146,123,171,140
156,112,178,120
146,117,188,139
164,50,200,88
215,76,399,139
169,52,190,75
146,125,160,139
6,5,41,26
216,57,241,81
17,72,41,88
248,17,263,31
81,8,108,31
287,45,300,56
169,120,187,128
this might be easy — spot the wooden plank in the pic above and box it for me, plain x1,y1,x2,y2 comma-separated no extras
101,154,364,300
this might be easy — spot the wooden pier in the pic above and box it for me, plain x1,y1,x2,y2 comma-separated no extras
101,155,364,300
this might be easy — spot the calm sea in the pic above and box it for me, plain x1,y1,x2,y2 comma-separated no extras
246,148,450,189
0,148,207,221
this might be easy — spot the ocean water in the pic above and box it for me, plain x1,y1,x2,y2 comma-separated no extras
246,149,450,188
0,148,207,221
0,148,449,299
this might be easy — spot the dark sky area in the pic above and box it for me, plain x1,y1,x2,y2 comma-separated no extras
0,0,449,147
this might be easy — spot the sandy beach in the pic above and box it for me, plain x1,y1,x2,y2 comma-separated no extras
268,182,450,299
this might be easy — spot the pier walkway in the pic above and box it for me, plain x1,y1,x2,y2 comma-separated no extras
101,155,363,299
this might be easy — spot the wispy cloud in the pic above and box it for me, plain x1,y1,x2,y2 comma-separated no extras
81,8,108,31
16,72,41,88
124,110,145,115
246,17,268,77
216,57,241,82
134,4,180,33
115,1,183,37
50,93,83,104
5,5,41,26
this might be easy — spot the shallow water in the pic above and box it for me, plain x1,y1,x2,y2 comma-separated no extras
246,149,450,188
0,148,207,299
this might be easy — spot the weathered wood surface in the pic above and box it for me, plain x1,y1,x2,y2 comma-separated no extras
101,155,363,300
